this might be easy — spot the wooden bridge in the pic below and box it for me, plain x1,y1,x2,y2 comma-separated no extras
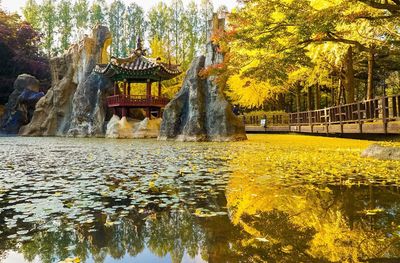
244,94,400,135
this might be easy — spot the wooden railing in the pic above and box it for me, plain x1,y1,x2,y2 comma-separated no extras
289,95,400,133
243,113,289,126
107,94,170,107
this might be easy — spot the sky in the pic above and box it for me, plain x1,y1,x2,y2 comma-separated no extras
1,0,238,16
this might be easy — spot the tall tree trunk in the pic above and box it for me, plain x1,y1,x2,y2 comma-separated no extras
315,84,321,109
338,76,343,105
307,86,313,110
331,86,336,106
345,46,355,103
278,93,285,111
296,84,301,112
367,46,375,100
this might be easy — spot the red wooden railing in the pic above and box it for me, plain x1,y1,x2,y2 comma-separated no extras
107,94,170,107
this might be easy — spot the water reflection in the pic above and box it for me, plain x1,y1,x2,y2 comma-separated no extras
228,182,400,262
1,136,400,262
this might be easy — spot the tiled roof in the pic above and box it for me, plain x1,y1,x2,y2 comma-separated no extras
94,52,182,81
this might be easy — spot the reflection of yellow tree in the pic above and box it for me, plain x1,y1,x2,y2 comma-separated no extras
227,135,400,262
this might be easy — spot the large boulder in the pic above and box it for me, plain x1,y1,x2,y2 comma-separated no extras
361,144,400,160
19,25,112,137
159,52,246,142
106,115,161,139
0,74,44,134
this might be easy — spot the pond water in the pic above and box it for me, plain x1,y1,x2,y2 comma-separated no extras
1,135,400,263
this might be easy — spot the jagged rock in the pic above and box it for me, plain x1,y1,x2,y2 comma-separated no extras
106,115,161,139
361,144,400,160
159,55,247,142
133,118,161,138
106,115,134,139
0,74,44,134
19,25,112,137
67,72,112,137
0,105,4,120
159,13,246,142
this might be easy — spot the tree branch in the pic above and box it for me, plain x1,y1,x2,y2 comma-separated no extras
357,0,400,13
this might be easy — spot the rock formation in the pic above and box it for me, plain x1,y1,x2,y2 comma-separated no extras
19,25,112,137
0,74,44,134
159,14,247,142
106,116,161,139
361,144,400,160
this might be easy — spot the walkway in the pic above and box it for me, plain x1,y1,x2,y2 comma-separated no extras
244,94,400,135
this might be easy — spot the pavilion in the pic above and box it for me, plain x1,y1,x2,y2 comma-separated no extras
94,38,182,119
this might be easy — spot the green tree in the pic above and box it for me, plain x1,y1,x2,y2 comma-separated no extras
148,2,172,61
73,0,89,39
57,0,73,52
184,1,200,66
108,0,126,57
199,0,213,47
89,0,107,26
40,0,56,57
22,0,40,30
171,0,184,64
123,3,146,55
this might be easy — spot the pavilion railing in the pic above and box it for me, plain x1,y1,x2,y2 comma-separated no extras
289,94,400,128
107,94,170,107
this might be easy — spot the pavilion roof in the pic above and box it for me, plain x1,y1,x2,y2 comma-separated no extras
94,48,182,82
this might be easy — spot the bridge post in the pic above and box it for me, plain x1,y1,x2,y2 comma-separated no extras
382,97,388,134
357,101,362,134
339,105,343,134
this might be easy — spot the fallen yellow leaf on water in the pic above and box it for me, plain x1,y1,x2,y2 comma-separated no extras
104,220,114,227
58,257,80,263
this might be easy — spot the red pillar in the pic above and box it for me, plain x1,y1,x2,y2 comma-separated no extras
146,80,152,99
122,107,127,118
114,82,118,95
145,108,151,119
158,81,162,97
123,80,127,95
127,82,131,96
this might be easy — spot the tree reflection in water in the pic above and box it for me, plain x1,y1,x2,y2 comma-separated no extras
2,136,400,262
1,194,241,263
228,179,400,262
1,185,400,262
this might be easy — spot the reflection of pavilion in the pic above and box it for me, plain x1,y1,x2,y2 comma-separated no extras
95,38,182,119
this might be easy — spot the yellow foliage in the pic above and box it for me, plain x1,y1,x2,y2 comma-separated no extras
310,0,343,10
226,74,282,108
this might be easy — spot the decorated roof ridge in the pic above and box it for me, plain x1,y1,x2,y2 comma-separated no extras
94,36,182,80
95,56,181,75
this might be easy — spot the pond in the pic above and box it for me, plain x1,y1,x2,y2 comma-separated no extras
1,135,400,263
